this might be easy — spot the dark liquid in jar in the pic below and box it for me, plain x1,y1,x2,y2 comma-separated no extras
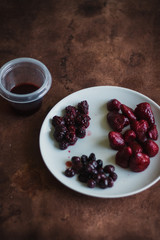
10,83,42,115
11,83,39,94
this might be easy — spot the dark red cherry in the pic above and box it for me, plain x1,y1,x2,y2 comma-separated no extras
64,168,75,177
87,179,96,188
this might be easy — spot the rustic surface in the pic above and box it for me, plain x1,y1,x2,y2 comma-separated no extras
0,0,160,239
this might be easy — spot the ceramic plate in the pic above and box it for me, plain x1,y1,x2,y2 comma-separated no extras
39,86,160,198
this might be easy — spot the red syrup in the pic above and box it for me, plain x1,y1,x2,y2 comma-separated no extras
87,130,91,136
10,83,42,115
11,83,39,94
65,161,72,168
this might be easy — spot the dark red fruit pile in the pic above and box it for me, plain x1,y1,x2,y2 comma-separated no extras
107,99,159,172
51,100,91,150
64,153,118,189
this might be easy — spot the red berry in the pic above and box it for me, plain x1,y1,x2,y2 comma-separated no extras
65,105,77,117
59,141,69,150
143,139,159,157
109,172,118,181
129,152,150,172
64,168,75,177
131,120,149,143
53,129,65,142
115,146,132,168
108,131,125,150
65,132,77,145
121,104,136,122
98,178,108,189
89,153,96,161
64,114,75,126
128,141,143,154
134,102,155,125
78,100,89,114
52,101,91,149
76,126,86,138
107,111,129,132
103,164,115,174
107,99,121,111
123,129,136,144
71,156,83,173
52,116,65,127
76,114,91,128
87,179,96,188
147,124,158,140
68,125,76,133
107,177,114,187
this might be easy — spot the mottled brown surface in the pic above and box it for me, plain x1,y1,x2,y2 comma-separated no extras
0,0,160,239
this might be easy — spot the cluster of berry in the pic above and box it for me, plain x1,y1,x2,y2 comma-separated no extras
52,100,90,150
65,153,118,189
107,99,159,172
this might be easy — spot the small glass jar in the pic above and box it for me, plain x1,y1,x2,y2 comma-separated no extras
0,57,52,115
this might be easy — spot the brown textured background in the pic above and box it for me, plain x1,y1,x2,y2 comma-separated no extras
0,0,160,239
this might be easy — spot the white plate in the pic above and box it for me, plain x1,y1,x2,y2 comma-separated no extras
39,86,160,198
